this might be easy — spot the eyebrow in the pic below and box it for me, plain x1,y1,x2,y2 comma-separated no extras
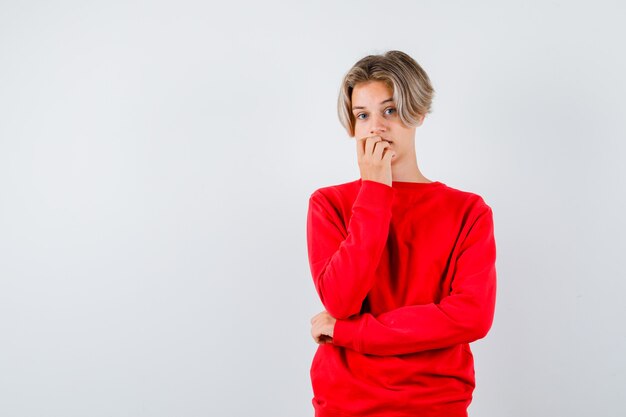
352,98,394,111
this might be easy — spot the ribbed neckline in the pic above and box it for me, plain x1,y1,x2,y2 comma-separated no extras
358,178,445,189
391,180,445,189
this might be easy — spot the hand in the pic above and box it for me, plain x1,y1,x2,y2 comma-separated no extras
356,134,395,187
310,310,337,345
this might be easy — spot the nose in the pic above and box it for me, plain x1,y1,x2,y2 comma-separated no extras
369,113,388,135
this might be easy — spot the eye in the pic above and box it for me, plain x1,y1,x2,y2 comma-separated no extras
355,107,395,121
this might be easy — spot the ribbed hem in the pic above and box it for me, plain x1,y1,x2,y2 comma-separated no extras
313,398,469,417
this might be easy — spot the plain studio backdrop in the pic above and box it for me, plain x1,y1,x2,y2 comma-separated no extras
1,1,625,416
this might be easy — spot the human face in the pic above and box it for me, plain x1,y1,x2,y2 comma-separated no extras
351,80,423,161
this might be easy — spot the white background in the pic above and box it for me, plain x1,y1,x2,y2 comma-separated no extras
1,1,625,416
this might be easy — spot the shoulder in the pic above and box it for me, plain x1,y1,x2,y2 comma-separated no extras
437,182,493,217
308,178,361,206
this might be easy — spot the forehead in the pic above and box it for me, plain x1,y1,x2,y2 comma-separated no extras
352,81,393,104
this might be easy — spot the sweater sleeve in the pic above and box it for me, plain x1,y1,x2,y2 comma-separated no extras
331,203,497,355
306,180,394,319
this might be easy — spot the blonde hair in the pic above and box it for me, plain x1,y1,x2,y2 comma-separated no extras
337,50,435,137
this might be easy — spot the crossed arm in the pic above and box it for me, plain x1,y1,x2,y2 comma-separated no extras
307,183,497,356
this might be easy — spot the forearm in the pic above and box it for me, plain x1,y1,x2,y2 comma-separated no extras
332,280,496,355
307,180,394,319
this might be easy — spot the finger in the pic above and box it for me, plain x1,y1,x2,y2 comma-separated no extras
314,333,324,344
365,135,378,156
356,134,371,157
310,312,322,323
372,136,391,159
364,135,381,157
373,140,391,160
383,147,396,162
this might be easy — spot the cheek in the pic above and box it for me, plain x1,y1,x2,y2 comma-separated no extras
353,124,365,138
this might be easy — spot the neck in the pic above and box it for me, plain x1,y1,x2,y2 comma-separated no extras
391,152,431,183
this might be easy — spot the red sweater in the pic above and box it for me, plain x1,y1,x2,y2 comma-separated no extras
306,178,497,417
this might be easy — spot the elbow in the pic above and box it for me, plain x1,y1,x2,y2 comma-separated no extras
318,290,361,320
322,299,361,320
473,317,492,340
315,275,363,320
463,290,496,342
467,309,494,342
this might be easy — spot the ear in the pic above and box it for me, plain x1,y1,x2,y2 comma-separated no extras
416,114,426,127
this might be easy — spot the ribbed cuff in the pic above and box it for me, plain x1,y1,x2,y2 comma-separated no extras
354,180,394,209
332,315,364,352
